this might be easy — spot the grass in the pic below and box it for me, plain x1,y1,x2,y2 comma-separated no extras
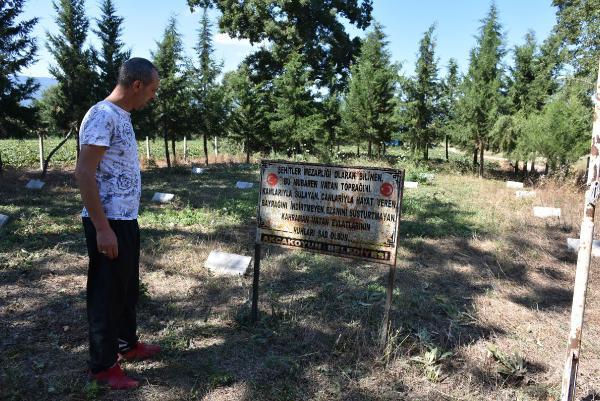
0,144,599,400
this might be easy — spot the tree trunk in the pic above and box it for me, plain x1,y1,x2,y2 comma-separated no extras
445,135,449,161
0,151,3,176
41,129,73,178
368,141,372,157
75,125,80,161
170,136,176,165
514,160,519,174
163,132,171,168
383,142,387,156
356,144,360,157
245,133,250,164
203,133,209,166
478,143,484,178
424,144,429,160
544,162,549,175
473,147,478,167
530,159,535,173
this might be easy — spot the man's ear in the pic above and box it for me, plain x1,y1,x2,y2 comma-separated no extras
132,80,143,91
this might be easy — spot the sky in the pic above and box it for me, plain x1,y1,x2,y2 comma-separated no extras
19,0,558,79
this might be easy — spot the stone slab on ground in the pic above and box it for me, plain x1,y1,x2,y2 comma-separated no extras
192,167,205,174
0,214,8,228
404,181,418,189
152,192,175,203
235,181,254,189
567,238,600,257
533,206,561,218
506,181,524,189
26,179,45,190
516,190,536,199
205,250,252,276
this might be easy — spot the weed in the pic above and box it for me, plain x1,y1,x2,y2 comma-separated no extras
410,346,453,382
487,344,528,382
83,380,104,400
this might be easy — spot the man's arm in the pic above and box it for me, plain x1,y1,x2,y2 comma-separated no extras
75,144,118,260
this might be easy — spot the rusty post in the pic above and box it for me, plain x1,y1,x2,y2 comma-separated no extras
380,261,397,349
560,58,600,401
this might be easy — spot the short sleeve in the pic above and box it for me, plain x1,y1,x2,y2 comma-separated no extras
79,106,114,147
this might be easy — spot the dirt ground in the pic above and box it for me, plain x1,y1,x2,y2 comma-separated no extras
0,161,599,401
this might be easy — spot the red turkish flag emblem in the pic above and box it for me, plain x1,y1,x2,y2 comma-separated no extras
380,182,393,197
267,173,278,186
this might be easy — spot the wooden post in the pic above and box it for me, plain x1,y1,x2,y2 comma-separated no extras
184,136,188,162
380,262,398,348
38,135,44,171
214,136,218,157
251,243,261,323
561,59,600,401
145,136,150,160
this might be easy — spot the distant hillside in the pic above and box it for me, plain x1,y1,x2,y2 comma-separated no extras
15,75,57,105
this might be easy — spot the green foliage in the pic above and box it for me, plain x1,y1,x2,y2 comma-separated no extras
269,51,326,156
552,0,600,82
0,0,39,138
342,23,399,157
92,0,131,98
152,16,190,166
46,0,98,131
411,346,453,382
487,344,527,381
402,24,440,160
187,0,373,92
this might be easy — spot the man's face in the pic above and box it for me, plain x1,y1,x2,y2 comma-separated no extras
132,71,159,110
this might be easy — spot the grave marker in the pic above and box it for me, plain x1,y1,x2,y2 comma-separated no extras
235,181,253,189
533,206,561,218
506,181,524,189
404,181,418,189
205,250,252,275
151,192,174,203
516,190,536,199
567,238,600,257
0,214,8,228
26,179,45,190
192,167,205,174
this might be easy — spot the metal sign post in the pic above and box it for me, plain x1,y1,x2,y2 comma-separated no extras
250,160,404,348
560,59,600,401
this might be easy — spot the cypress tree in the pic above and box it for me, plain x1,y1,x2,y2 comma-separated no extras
0,0,39,138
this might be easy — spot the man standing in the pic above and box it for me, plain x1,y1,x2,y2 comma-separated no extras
75,57,160,390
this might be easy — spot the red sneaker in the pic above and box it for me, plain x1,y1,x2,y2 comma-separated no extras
89,363,139,390
119,342,161,362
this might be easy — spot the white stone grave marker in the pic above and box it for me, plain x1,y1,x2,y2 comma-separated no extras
152,192,174,203
25,179,45,190
506,181,524,189
567,238,600,257
404,181,418,189
533,206,561,218
516,190,536,199
0,214,8,228
205,250,252,276
235,181,254,189
420,173,435,182
192,167,205,174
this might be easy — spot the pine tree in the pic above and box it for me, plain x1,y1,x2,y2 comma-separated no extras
46,0,97,156
269,51,325,156
189,8,225,165
342,23,399,157
222,64,271,163
456,4,505,177
152,16,188,167
403,24,440,160
439,58,461,160
0,0,39,138
93,0,131,98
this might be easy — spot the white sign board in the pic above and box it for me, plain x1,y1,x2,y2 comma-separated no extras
533,206,561,218
236,181,254,189
567,238,600,257
257,161,404,265
516,190,536,199
205,250,252,275
26,179,45,190
506,181,524,189
152,192,174,203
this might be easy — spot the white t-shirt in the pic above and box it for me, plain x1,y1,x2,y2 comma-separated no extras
79,100,141,220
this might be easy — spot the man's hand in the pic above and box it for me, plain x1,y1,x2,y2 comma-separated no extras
96,226,118,259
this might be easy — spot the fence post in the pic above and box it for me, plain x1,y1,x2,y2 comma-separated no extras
38,135,44,171
145,136,150,160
